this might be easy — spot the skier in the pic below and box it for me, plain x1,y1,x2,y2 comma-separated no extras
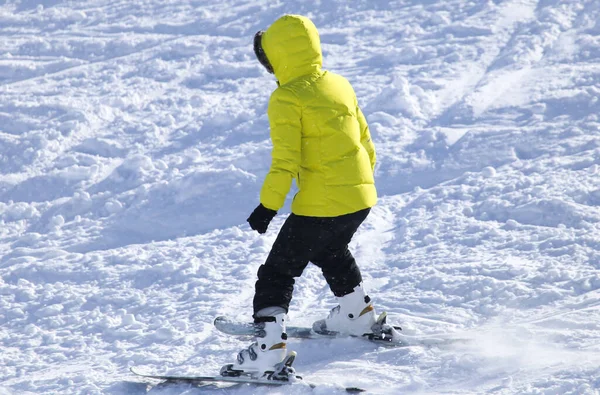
227,14,379,377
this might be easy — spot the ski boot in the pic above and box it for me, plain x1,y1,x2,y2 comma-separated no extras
221,312,296,380
313,284,402,341
312,284,378,337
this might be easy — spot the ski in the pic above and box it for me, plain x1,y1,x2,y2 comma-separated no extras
215,312,467,347
130,366,366,392
130,366,295,386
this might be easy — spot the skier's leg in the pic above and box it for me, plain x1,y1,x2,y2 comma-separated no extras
314,245,363,297
310,208,377,336
252,210,364,313
230,214,329,376
252,213,317,316
311,208,370,296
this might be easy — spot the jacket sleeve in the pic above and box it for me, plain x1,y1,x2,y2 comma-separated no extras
260,88,302,211
357,106,376,172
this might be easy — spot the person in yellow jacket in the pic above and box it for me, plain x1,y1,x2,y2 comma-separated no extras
225,15,380,377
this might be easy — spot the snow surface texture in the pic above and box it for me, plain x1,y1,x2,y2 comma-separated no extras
1,0,599,394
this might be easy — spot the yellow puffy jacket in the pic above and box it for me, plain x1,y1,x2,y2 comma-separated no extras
259,15,377,217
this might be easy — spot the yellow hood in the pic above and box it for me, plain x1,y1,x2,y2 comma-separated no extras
261,15,323,85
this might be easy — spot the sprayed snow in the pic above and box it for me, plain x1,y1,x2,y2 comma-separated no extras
0,0,599,394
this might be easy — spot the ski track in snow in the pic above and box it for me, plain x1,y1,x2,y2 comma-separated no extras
0,0,599,394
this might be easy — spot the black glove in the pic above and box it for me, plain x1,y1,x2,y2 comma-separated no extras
247,204,277,234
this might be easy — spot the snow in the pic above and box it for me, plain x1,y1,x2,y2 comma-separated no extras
0,0,599,394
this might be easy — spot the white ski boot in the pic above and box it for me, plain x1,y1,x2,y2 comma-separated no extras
222,311,293,380
313,284,377,337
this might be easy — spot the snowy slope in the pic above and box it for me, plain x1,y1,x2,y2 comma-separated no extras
1,0,599,394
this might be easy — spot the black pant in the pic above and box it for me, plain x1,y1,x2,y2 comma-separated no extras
253,208,370,315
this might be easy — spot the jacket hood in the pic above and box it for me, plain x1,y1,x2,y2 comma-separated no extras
261,15,323,85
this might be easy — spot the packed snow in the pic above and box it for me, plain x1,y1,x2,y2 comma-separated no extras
1,0,599,394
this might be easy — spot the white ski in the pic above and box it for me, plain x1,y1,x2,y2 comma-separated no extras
215,312,468,347
130,361,366,393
